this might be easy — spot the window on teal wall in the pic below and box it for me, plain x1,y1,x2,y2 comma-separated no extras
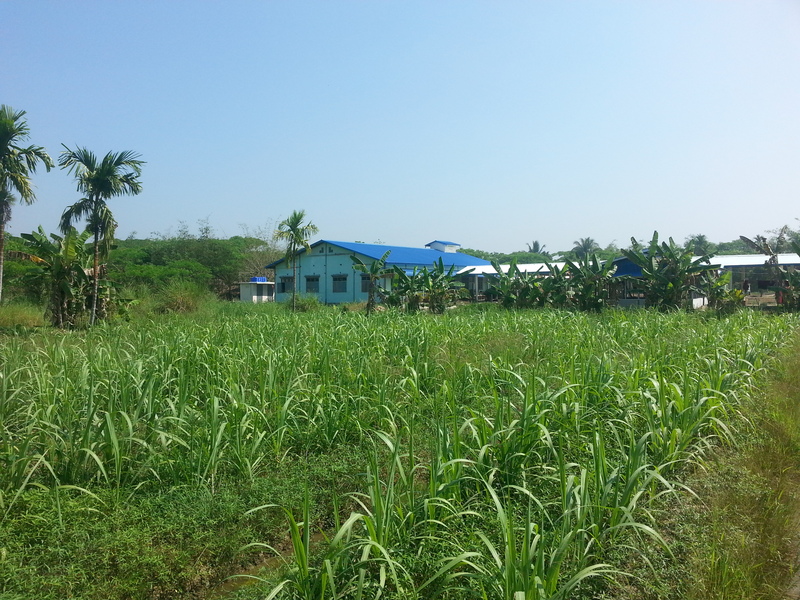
306,276,319,294
360,275,371,293
332,275,347,293
279,276,294,294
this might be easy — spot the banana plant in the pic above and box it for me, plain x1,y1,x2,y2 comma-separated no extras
622,232,718,311
351,250,392,315
489,259,549,309
392,265,425,313
426,258,470,314
563,253,617,312
20,226,91,327
697,269,744,313
489,259,521,308
739,225,789,267
540,261,572,308
769,239,800,311
392,260,469,314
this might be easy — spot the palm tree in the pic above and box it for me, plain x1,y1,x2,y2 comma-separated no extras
572,237,600,259
684,233,714,256
59,146,144,325
0,105,53,302
275,210,319,311
526,240,547,255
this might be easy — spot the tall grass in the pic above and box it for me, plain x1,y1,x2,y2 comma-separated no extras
0,300,45,328
0,305,796,598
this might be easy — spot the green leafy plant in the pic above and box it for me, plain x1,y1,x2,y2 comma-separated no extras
425,258,469,314
392,260,468,313
622,231,719,310
351,250,391,315
391,266,425,313
563,252,617,312
19,226,91,327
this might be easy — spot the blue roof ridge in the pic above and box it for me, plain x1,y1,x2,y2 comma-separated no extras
426,240,460,246
266,239,490,268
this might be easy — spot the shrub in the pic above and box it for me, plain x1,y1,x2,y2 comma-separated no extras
283,294,322,313
156,281,216,314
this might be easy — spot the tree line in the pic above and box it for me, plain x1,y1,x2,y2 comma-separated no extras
460,228,800,266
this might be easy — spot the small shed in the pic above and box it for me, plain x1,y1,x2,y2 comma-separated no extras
239,277,274,303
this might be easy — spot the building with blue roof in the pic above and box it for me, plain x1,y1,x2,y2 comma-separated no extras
266,239,490,305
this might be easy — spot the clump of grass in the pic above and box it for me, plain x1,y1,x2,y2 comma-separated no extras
283,295,322,312
0,449,368,600
118,282,219,317
155,280,218,314
0,301,45,328
338,301,369,313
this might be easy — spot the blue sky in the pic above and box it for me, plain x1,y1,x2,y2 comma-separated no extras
3,1,799,253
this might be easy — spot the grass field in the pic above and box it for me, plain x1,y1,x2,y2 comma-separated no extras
0,303,797,599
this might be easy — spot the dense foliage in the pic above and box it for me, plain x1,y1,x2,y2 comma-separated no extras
488,254,619,311
108,231,281,297
1,222,282,312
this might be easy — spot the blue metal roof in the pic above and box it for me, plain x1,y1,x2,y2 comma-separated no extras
611,256,642,278
267,240,491,269
426,240,460,247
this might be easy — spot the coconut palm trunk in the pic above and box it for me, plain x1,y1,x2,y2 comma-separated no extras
90,221,101,325
0,216,6,303
0,197,17,302
292,258,299,311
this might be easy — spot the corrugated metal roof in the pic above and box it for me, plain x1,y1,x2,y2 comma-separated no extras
426,240,460,247
458,263,567,276
610,257,640,278
706,253,800,268
267,240,491,269
610,253,800,278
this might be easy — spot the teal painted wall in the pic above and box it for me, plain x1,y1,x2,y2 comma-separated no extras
274,243,390,305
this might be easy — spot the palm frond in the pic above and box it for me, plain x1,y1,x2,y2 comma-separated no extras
60,199,94,234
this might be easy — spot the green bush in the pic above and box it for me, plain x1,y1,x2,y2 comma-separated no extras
156,281,217,314
283,294,322,312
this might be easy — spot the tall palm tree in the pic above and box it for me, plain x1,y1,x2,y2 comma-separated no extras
526,240,547,255
0,105,53,302
572,237,600,259
684,233,714,256
275,209,318,311
59,146,143,325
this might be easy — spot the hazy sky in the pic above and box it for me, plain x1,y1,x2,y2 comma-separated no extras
3,1,800,253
